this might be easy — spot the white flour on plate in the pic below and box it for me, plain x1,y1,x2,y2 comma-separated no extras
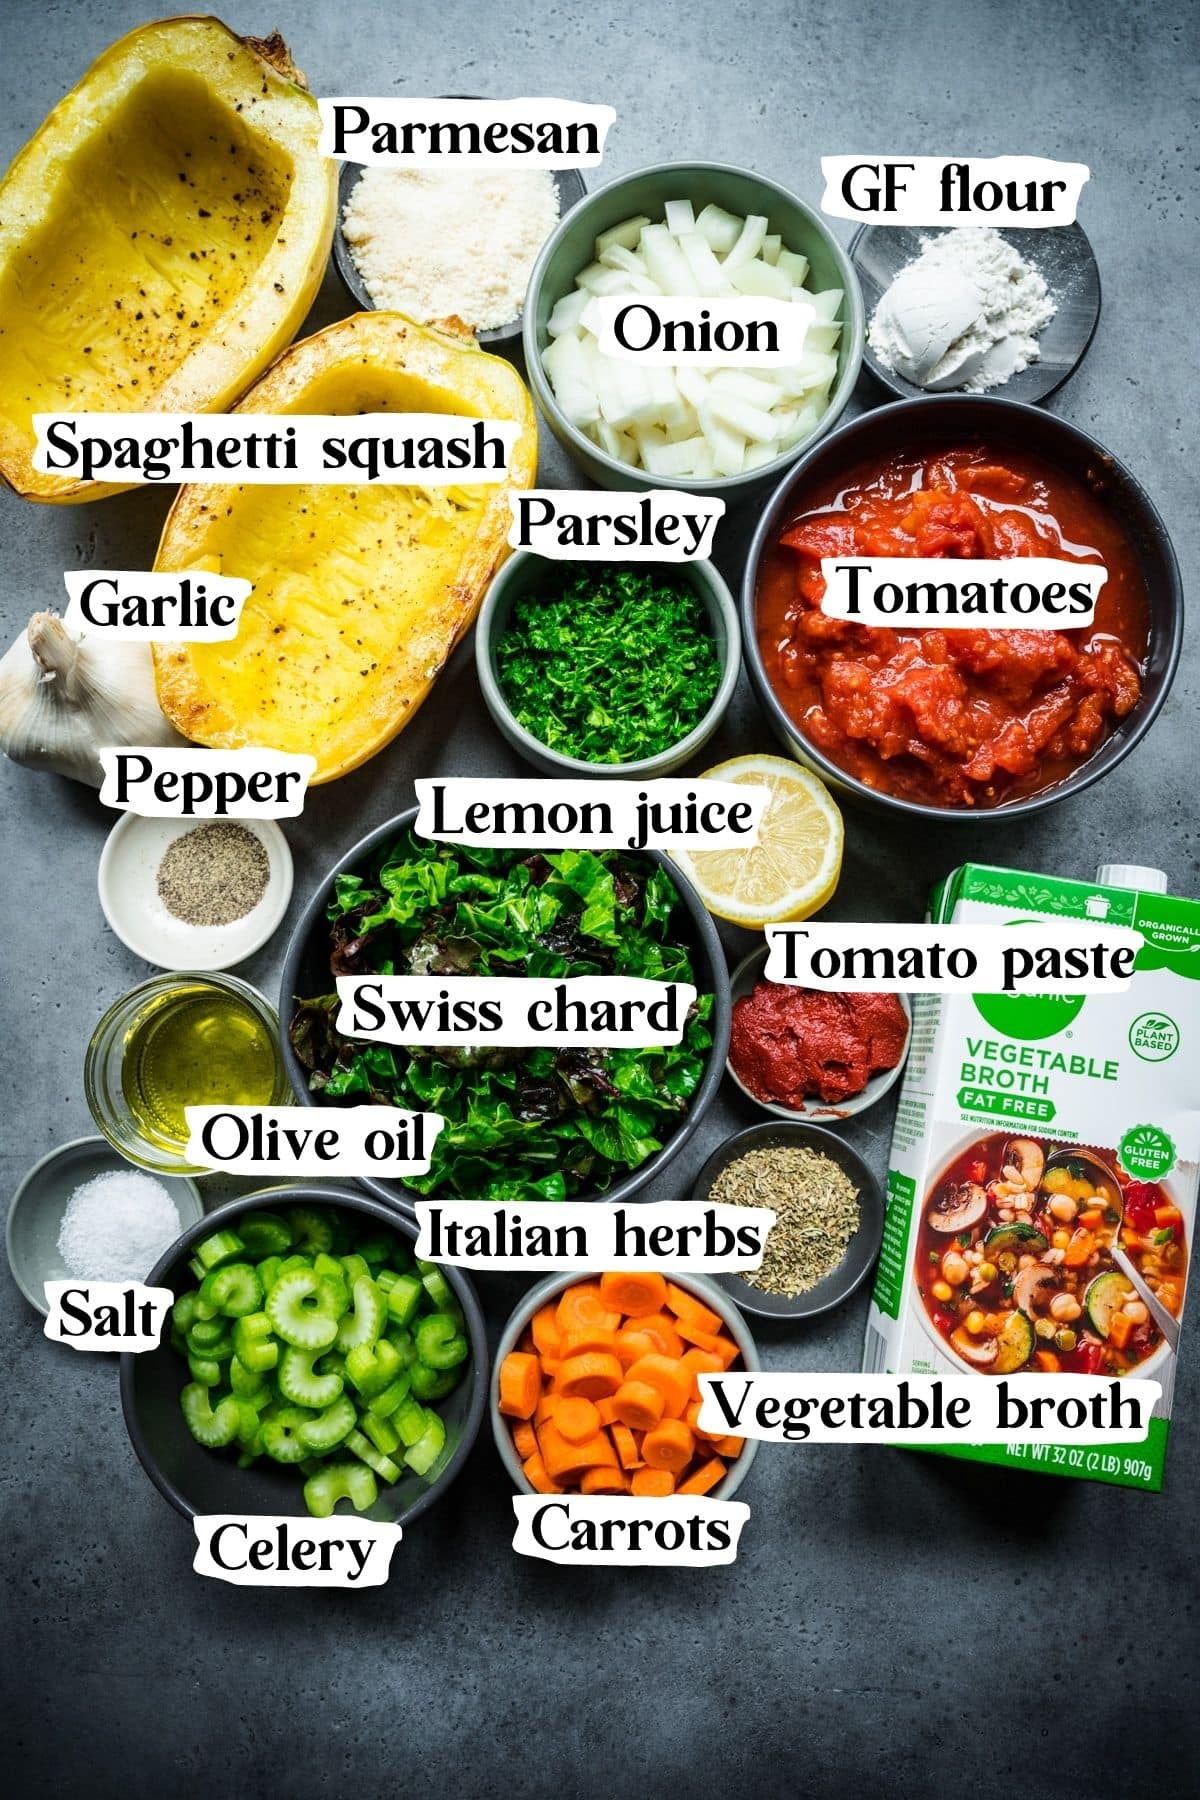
869,229,1056,392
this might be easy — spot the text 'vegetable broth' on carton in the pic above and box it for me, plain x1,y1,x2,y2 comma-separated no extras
863,863,1199,1490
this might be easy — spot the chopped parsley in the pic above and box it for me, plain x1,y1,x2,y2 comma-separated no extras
494,565,721,764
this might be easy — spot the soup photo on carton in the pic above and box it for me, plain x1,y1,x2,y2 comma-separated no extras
863,862,1198,1491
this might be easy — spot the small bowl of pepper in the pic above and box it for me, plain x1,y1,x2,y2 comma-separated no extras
475,552,741,777
726,946,911,1122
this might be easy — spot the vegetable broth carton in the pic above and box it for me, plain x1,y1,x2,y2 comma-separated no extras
863,862,1199,1489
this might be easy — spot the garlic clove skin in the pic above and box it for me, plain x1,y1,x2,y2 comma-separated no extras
0,610,183,787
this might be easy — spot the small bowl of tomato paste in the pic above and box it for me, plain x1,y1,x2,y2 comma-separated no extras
726,947,911,1121
742,396,1183,820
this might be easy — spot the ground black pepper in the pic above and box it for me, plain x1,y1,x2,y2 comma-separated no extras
156,822,270,927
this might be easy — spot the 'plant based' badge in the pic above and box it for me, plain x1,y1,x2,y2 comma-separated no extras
1128,1011,1180,1063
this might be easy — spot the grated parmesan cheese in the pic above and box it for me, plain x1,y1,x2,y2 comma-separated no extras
341,165,561,331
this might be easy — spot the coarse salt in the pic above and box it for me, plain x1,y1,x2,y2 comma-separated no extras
342,165,560,331
56,1169,182,1282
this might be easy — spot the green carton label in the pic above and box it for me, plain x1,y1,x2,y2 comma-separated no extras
872,1170,915,1320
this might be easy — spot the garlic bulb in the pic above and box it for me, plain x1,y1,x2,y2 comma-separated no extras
0,611,182,787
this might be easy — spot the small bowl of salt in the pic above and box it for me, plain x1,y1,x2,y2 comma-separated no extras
6,1136,202,1316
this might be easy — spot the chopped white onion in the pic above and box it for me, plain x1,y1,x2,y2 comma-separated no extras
540,197,843,479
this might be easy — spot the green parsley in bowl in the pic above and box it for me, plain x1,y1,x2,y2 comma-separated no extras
475,553,741,776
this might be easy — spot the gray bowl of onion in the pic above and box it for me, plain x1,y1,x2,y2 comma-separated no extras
522,160,865,494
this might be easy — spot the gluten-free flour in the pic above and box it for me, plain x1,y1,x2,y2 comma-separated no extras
869,228,1055,392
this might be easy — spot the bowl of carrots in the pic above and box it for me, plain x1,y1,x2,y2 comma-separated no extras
493,1270,760,1500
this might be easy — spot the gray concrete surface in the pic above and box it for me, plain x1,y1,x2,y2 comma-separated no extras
2,1,1197,1795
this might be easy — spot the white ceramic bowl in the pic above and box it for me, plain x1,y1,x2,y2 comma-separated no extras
6,1136,203,1316
98,814,293,971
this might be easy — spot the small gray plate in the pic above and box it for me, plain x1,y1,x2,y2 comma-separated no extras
7,1137,204,1316
851,221,1101,405
694,1120,885,1322
333,154,587,349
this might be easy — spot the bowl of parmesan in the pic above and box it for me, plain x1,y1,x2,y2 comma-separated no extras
335,151,586,347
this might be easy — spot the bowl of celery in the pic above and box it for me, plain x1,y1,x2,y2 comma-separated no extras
120,1186,488,1526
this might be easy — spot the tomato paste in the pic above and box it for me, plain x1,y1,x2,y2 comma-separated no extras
730,981,909,1108
756,444,1149,808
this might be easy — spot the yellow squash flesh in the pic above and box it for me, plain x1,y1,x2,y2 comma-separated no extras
152,312,539,782
0,16,336,502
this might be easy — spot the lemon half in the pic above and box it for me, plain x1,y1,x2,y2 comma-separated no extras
671,754,844,927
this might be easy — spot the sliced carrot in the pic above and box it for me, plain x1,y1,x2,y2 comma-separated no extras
534,1391,557,1426
557,1351,623,1400
581,1464,629,1494
665,1282,723,1336
676,1321,726,1354
677,1456,727,1496
512,1421,538,1462
707,1333,741,1370
559,1326,621,1359
498,1351,541,1420
642,1418,694,1472
594,1396,620,1426
631,1467,675,1497
517,1327,536,1355
611,1423,642,1470
686,1399,724,1443
1107,1310,1134,1350
538,1419,618,1482
624,1353,692,1419
554,1396,601,1443
599,1271,668,1318
1063,1228,1096,1268
614,1327,659,1368
630,1313,685,1358
1078,1208,1104,1230
530,1303,563,1359
522,1451,562,1494
713,1435,744,1459
681,1347,723,1382
612,1379,665,1432
555,1282,621,1339
540,1357,561,1382
1035,1349,1062,1372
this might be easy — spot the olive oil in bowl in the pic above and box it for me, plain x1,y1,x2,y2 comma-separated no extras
86,972,290,1173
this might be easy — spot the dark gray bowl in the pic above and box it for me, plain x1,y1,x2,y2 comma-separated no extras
742,394,1183,823
334,157,587,349
119,1186,487,1525
278,808,731,1213
694,1120,884,1322
851,221,1102,406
